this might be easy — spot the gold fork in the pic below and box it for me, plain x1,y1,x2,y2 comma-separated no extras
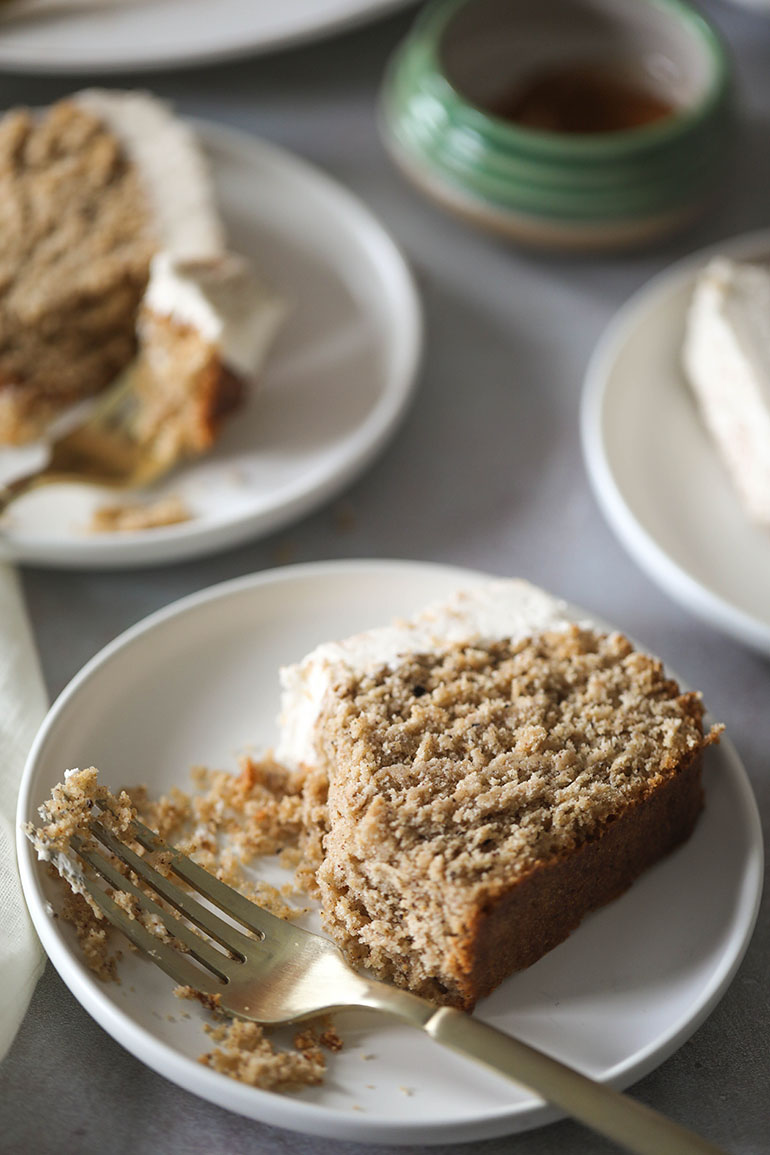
66,813,725,1155
0,372,175,516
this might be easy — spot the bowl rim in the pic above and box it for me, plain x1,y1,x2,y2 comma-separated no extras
406,0,731,158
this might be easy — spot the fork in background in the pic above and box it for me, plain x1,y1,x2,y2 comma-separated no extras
0,370,174,516
67,813,725,1155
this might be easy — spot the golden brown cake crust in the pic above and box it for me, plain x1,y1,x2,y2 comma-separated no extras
451,748,704,1007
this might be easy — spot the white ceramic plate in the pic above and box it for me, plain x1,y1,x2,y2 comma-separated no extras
582,228,770,655
17,560,763,1145
0,122,421,570
0,0,414,73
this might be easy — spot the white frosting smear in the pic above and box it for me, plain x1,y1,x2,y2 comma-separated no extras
143,251,286,376
277,579,580,770
75,88,225,260
683,257,770,525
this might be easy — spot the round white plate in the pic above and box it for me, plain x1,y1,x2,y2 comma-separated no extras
17,560,763,1145
582,228,770,655
0,122,421,570
0,0,414,74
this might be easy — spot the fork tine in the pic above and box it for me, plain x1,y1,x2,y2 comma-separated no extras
89,819,255,958
76,871,223,995
72,835,235,982
128,816,293,941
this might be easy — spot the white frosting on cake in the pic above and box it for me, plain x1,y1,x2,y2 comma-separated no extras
276,579,579,770
75,89,225,260
683,257,770,525
143,252,286,377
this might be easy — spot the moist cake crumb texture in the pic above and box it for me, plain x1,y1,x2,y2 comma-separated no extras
198,1019,327,1090
130,310,245,466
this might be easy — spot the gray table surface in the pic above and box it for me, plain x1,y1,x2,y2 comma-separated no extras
2,3,770,1152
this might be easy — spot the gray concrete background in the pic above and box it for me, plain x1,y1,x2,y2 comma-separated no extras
2,3,768,1151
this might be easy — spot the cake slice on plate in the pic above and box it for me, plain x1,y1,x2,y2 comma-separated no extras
278,580,719,1009
0,90,283,457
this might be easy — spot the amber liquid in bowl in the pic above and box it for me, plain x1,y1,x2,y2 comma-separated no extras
491,65,675,134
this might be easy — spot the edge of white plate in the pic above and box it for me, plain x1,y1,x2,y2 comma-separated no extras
16,559,764,1144
581,226,770,656
0,0,415,74
1,124,423,571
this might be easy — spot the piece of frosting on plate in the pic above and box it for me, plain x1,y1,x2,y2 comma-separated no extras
683,256,770,526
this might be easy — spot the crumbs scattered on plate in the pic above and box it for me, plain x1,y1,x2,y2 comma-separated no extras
26,759,339,1093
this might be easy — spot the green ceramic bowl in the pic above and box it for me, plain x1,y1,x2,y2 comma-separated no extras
381,0,733,250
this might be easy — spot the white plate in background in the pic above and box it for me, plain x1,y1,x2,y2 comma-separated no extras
17,560,763,1144
0,123,421,570
582,228,770,655
0,0,414,73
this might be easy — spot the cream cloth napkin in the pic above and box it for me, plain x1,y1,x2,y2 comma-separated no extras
0,564,47,1061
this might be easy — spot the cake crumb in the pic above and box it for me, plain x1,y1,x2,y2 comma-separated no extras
174,985,222,1014
293,1027,317,1052
87,494,192,534
200,1019,325,1090
319,1026,344,1053
60,888,122,982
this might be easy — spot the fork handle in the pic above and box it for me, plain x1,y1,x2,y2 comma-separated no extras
0,470,51,515
421,1007,724,1155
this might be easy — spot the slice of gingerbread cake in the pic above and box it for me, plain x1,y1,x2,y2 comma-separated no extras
277,581,719,1010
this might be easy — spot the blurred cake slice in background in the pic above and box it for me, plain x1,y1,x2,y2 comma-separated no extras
0,89,283,458
0,94,155,443
132,251,284,468
683,257,770,527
